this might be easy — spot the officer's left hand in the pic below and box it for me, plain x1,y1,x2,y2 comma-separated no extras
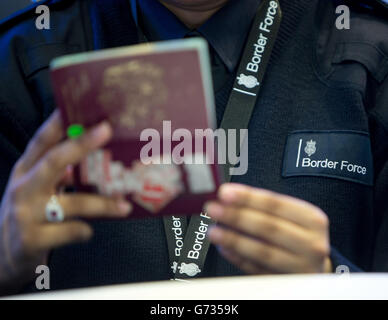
206,183,332,274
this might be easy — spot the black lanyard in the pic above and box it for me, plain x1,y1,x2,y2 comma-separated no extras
131,0,282,280
161,0,283,280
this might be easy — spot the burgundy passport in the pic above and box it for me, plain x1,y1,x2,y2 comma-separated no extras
50,39,222,218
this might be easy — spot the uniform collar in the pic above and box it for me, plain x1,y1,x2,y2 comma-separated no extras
130,0,262,72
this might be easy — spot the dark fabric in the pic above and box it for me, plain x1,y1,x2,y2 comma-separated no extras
131,0,260,92
0,0,387,291
131,0,261,72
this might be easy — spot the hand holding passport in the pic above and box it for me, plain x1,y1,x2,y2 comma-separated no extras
50,39,222,219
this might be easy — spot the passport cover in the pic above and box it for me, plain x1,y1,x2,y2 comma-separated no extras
50,39,221,218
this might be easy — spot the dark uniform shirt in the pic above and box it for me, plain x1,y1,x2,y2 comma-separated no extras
131,0,260,94
0,0,387,291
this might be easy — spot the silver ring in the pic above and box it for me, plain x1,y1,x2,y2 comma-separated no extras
45,195,65,223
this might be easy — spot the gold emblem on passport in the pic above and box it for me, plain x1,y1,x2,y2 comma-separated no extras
98,60,168,129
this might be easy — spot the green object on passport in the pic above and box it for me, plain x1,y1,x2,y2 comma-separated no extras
67,124,85,139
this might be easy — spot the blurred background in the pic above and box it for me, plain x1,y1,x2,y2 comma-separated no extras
0,0,32,20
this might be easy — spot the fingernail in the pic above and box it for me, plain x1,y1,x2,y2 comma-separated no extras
219,184,241,203
208,226,223,242
81,227,93,240
117,200,132,215
206,203,224,219
90,122,112,143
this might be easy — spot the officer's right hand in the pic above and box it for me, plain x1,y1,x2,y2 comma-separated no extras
0,110,132,294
